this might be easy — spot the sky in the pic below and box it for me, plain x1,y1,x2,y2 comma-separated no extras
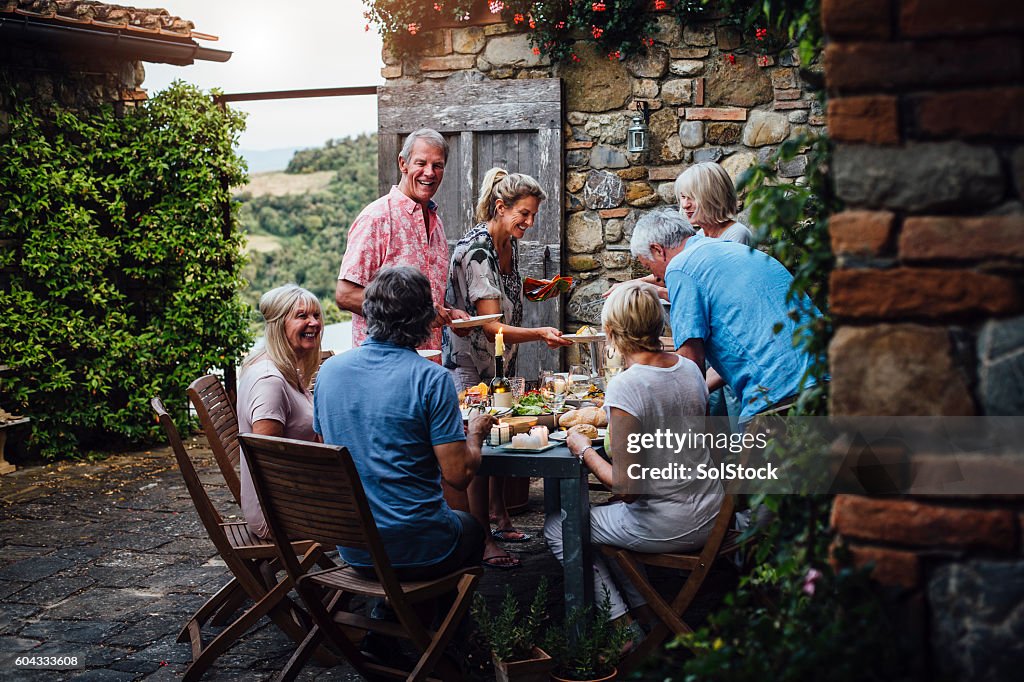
143,0,384,152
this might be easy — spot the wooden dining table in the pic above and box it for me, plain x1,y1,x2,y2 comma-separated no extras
477,441,595,622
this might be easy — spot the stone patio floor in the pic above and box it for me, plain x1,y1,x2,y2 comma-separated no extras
0,434,726,681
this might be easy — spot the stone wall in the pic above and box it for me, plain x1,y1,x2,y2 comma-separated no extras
824,0,1024,678
381,8,825,332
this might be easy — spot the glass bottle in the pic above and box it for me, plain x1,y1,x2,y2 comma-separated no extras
490,353,514,409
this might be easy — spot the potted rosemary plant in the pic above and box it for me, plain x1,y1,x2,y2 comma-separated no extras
472,578,554,682
543,590,631,682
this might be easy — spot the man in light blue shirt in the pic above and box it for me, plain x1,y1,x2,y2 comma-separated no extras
629,209,821,423
314,266,493,577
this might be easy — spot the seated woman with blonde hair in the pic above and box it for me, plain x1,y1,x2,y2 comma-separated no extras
238,283,323,539
675,161,753,245
544,281,722,627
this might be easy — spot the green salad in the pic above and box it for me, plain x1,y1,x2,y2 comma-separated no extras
512,392,548,416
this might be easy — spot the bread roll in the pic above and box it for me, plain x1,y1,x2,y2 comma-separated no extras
569,423,598,439
558,406,608,428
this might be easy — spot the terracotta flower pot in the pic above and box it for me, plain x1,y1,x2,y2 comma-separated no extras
492,646,555,682
550,666,617,682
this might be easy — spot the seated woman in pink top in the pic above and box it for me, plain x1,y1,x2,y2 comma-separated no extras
237,284,323,539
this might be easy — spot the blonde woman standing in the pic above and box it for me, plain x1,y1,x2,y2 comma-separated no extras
237,284,323,539
444,167,572,568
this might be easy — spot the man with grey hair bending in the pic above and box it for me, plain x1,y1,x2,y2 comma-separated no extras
629,209,822,425
336,128,468,351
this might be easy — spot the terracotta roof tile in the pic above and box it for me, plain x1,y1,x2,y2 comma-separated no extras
2,0,216,41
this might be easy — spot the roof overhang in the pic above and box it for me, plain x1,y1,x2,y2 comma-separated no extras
0,12,231,65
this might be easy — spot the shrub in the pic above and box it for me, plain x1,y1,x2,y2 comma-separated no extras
0,81,251,458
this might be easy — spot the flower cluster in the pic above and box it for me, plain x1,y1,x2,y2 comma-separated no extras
363,0,708,64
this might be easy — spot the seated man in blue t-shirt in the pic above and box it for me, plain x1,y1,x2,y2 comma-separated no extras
628,208,822,425
313,265,494,580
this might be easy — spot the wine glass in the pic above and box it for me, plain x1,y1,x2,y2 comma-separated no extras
540,372,568,412
568,364,591,401
604,346,624,384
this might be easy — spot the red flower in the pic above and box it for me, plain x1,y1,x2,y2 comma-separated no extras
654,0,668,9
533,47,541,55
591,25,604,38
755,27,768,41
407,23,420,35
489,1,504,13
593,2,606,11
643,37,655,47
570,53,581,63
555,21,566,29
433,2,443,11
514,13,524,23
608,50,621,60
725,53,736,64
529,18,536,29
757,55,770,67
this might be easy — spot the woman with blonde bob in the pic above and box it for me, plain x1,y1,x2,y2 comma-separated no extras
544,281,722,627
238,283,323,538
444,167,572,568
674,161,753,245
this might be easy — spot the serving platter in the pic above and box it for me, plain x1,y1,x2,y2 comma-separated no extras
495,442,559,453
450,313,503,329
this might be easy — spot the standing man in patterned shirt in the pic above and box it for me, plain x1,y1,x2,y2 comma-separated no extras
336,128,468,351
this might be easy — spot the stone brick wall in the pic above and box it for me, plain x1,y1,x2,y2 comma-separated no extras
381,9,825,332
0,43,146,132
824,0,1024,678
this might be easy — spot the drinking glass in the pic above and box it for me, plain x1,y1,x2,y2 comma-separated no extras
540,372,568,412
568,364,591,401
509,376,526,401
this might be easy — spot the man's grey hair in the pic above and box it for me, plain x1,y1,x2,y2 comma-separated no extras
629,208,696,260
363,266,436,348
399,128,449,163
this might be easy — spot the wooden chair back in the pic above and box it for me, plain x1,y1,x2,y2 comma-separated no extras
152,397,230,551
238,433,402,591
188,374,242,506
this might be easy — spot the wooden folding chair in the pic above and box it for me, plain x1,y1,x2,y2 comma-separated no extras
151,398,336,681
598,493,744,674
240,433,483,682
188,375,243,507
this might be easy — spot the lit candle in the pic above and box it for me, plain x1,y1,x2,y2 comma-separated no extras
495,326,504,357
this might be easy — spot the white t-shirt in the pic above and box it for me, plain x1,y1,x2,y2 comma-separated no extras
696,221,754,245
604,355,723,541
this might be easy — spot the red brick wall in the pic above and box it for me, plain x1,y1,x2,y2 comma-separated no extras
824,1,1024,677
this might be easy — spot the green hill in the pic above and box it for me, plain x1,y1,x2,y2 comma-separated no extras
235,133,378,323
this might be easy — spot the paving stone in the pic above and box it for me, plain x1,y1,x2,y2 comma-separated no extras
6,574,95,606
104,617,182,649
0,580,29,601
69,669,137,682
0,604,40,635
47,588,162,622
0,557,71,583
18,620,124,645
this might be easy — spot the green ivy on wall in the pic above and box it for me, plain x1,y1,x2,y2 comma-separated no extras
0,81,252,459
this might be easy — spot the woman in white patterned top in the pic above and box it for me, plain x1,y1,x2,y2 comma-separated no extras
444,167,571,569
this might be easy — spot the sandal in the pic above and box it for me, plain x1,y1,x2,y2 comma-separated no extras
481,551,521,570
491,527,532,543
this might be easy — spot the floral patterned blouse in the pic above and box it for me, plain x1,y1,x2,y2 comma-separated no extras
443,223,524,382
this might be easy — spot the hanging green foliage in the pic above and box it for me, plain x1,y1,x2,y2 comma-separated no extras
0,81,252,459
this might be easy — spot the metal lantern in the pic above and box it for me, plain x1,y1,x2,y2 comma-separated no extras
627,101,650,154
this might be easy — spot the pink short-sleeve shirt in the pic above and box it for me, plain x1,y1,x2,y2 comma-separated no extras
339,186,449,350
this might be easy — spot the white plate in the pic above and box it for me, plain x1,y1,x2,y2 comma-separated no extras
417,349,441,359
562,333,606,342
549,428,607,443
450,313,503,329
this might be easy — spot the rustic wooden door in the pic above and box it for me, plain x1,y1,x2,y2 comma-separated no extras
377,79,564,379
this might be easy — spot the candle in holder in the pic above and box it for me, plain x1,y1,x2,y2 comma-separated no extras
494,326,504,357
